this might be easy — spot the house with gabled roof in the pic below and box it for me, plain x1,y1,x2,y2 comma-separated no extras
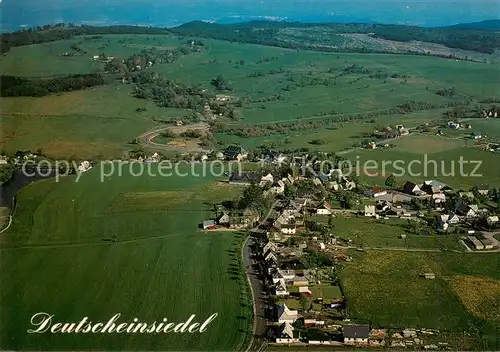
277,303,298,324
487,216,499,226
403,181,424,196
260,172,274,186
275,322,300,343
456,201,479,219
263,241,277,254
228,171,261,186
265,251,278,262
274,279,289,296
473,184,490,196
316,201,332,215
343,324,370,345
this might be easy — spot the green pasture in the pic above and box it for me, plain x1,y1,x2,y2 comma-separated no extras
347,138,500,189
0,167,251,351
332,215,463,251
340,250,500,349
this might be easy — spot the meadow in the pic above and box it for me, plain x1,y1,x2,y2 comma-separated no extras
1,34,500,159
340,250,500,350
0,166,252,351
346,134,500,189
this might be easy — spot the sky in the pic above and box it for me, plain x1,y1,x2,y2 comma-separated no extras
1,0,499,31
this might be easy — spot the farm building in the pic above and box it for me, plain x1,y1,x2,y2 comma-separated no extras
343,324,370,345
202,220,216,230
468,236,484,250
422,273,436,280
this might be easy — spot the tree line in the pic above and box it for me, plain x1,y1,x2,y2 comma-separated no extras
0,74,105,97
0,23,173,54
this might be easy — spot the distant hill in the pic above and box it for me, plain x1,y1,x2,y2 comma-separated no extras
447,19,500,31
173,20,500,54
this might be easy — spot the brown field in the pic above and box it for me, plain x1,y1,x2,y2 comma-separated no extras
449,275,500,320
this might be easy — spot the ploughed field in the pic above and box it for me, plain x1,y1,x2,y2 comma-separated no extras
0,167,252,351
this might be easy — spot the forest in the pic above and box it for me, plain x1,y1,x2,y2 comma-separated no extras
0,74,105,97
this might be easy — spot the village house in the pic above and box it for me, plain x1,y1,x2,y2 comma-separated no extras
265,251,278,262
272,269,296,283
316,201,332,215
275,322,300,344
277,303,298,324
487,216,499,226
223,145,248,161
364,187,387,198
216,212,230,226
456,201,479,219
274,279,289,296
280,224,297,235
403,181,425,196
263,241,278,255
396,124,409,136
343,324,370,345
473,184,490,196
447,121,460,129
366,141,377,149
423,180,450,191
270,180,286,195
364,205,376,217
228,171,261,186
260,172,274,186
471,132,484,140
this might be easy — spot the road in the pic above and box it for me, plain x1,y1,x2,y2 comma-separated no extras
243,235,268,349
136,125,211,153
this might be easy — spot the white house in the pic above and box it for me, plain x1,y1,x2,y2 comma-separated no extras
270,180,285,195
276,322,299,344
277,303,298,324
316,202,332,215
265,251,278,262
364,205,376,217
263,241,278,254
281,224,296,235
260,173,274,186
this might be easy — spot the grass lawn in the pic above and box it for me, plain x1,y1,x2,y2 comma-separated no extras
340,250,500,349
0,166,252,351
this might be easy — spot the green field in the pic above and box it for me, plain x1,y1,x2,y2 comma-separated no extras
0,167,252,351
1,34,500,159
332,215,463,251
340,250,500,349
346,133,500,189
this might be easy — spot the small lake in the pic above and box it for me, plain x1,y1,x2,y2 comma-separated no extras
0,169,55,208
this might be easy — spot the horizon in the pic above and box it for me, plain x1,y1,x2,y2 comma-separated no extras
1,0,499,31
